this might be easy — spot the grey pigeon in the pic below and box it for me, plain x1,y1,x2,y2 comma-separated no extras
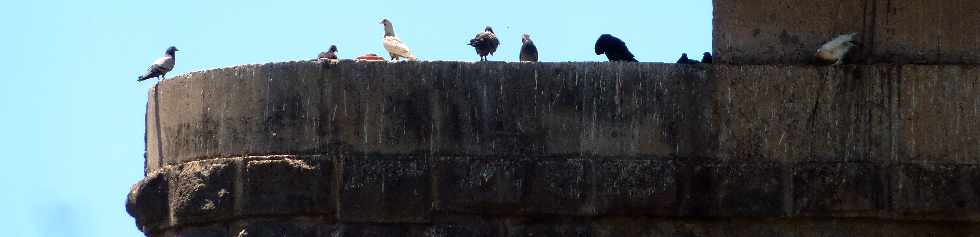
676,53,700,64
594,34,637,62
816,33,859,65
519,34,538,62
318,45,338,60
701,52,713,64
138,46,178,81
468,26,499,61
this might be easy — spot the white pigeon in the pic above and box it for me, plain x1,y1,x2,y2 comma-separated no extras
815,33,859,65
380,19,416,61
138,46,178,81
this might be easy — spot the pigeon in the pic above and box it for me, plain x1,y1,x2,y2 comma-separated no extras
468,26,499,61
519,34,538,62
701,52,713,64
137,46,178,81
594,34,638,62
676,53,701,64
815,32,859,65
318,45,338,60
380,18,417,61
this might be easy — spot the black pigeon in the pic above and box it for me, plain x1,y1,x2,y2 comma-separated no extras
594,34,637,62
468,26,500,61
520,34,538,62
676,53,700,64
138,46,178,81
701,52,713,64
318,45,338,60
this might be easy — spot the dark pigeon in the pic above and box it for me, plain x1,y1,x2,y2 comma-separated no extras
318,45,338,60
594,34,637,62
701,52,713,64
519,34,538,62
676,53,700,64
138,46,178,81
468,26,500,61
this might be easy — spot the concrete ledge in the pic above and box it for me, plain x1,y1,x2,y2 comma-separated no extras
145,61,979,171
128,155,980,235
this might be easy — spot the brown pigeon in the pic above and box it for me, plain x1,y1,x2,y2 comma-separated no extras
468,26,499,61
318,45,338,60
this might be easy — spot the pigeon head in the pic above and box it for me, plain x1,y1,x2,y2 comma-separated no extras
681,53,689,59
594,34,614,55
522,34,531,44
380,19,395,36
166,46,179,55
484,26,494,34
329,45,338,53
703,52,711,58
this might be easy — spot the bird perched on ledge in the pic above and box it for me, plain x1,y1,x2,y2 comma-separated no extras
676,53,700,64
701,52,713,64
318,45,338,61
468,26,499,61
519,33,538,62
815,32,859,65
594,34,637,62
137,46,178,81
380,18,417,61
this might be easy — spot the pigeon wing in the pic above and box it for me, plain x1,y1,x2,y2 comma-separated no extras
384,36,414,59
152,56,175,73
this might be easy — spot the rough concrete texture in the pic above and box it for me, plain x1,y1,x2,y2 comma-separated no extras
129,155,980,236
144,61,978,168
713,0,980,64
129,61,980,236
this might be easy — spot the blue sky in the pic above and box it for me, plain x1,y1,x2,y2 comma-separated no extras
0,0,710,236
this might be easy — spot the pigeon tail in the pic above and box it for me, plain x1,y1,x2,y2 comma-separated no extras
138,67,163,81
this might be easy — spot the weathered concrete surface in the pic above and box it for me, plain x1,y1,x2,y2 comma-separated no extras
129,155,980,236
130,61,980,236
714,0,980,64
145,61,978,169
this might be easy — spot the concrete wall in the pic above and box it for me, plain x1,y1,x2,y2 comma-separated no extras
714,0,980,64
128,61,980,237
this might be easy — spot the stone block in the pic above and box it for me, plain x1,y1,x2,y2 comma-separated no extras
892,163,980,219
126,168,170,232
897,66,980,163
339,156,431,223
432,157,529,214
171,159,237,225
792,162,885,216
592,159,677,216
526,159,593,215
240,156,335,216
680,162,786,217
